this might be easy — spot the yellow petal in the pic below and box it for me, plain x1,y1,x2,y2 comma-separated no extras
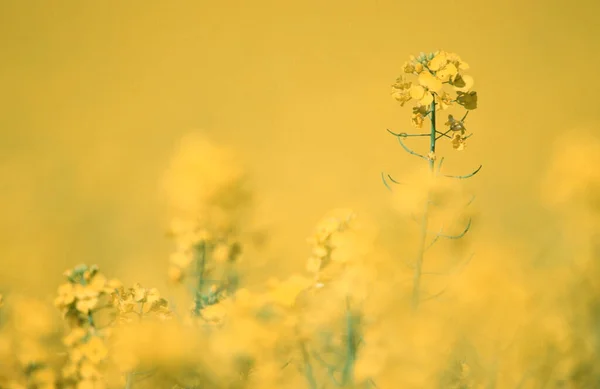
409,85,425,100
456,91,478,110
454,74,474,92
436,63,458,82
428,51,448,71
419,92,433,106
403,61,415,73
418,72,442,92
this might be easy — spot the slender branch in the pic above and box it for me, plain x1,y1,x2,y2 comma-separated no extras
397,136,428,161
387,129,430,137
387,174,403,185
436,218,472,240
299,340,318,389
435,128,453,140
465,194,476,207
437,157,445,175
311,351,341,386
381,172,404,191
420,286,448,302
411,97,437,312
443,165,482,179
425,227,443,250
381,172,392,191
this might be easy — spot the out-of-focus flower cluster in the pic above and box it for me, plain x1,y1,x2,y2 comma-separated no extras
53,265,173,388
391,50,478,150
54,265,121,324
109,283,171,324
163,135,249,320
0,294,59,389
163,134,250,284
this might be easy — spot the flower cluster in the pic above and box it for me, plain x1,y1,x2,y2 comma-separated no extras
391,50,478,150
54,265,121,326
305,209,356,288
0,295,59,389
61,328,109,389
54,265,120,388
163,135,249,318
109,283,172,324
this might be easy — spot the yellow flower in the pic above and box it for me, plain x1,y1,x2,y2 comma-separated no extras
169,250,193,268
30,367,56,389
77,379,105,389
54,283,76,308
80,336,108,364
445,115,466,133
427,51,448,71
79,360,102,379
451,133,466,151
87,274,108,292
391,79,412,107
63,327,87,347
456,91,478,110
446,51,470,70
145,288,161,305
104,278,122,293
402,61,415,73
62,362,78,379
168,265,184,282
437,91,453,110
435,62,458,83
75,296,99,314
267,275,312,308
73,284,100,313
411,105,428,129
418,71,443,93
68,346,84,363
132,283,146,302
451,73,474,92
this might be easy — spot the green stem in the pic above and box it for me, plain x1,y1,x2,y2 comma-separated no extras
194,242,207,314
411,97,437,312
341,297,357,386
299,339,318,389
125,373,133,389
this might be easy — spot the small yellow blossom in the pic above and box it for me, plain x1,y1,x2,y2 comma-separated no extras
456,90,478,110
168,265,184,282
63,327,87,347
212,243,231,262
54,283,76,308
80,336,108,364
452,133,466,151
169,250,193,268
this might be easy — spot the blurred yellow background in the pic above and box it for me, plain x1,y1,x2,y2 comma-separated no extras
1,0,599,294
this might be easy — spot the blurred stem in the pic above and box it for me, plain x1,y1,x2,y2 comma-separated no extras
341,297,357,386
411,97,436,312
194,242,207,314
125,373,133,389
299,339,318,389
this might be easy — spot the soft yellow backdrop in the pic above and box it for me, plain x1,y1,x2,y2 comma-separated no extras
1,0,599,293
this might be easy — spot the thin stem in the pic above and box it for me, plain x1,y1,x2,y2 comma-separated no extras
411,96,436,312
299,339,318,389
341,297,357,386
194,242,207,315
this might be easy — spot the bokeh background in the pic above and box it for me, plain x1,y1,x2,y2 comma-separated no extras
1,0,599,295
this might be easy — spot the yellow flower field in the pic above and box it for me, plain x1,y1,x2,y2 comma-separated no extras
1,1,600,388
